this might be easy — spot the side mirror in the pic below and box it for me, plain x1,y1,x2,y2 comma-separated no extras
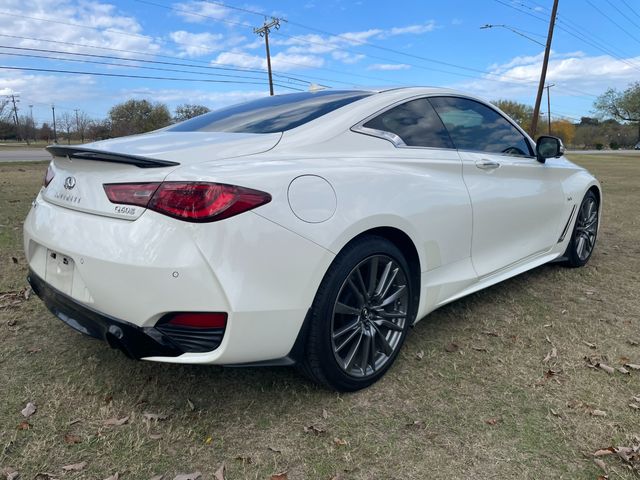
536,136,565,163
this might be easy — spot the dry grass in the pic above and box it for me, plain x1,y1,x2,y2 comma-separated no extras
1,154,639,479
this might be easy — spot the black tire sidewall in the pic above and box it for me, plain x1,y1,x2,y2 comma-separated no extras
565,190,599,267
306,236,416,391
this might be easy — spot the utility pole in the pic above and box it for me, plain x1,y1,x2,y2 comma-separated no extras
531,0,559,138
545,83,555,135
51,104,58,143
254,17,283,96
28,104,34,142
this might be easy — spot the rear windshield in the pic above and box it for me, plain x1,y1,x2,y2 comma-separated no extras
167,90,373,134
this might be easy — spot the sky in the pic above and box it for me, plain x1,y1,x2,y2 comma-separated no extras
1,0,639,126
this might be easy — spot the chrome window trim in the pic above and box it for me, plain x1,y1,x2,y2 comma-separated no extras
351,93,537,159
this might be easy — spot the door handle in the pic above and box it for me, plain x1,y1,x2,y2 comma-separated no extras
475,159,501,170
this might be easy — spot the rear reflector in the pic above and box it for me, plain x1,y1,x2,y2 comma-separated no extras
164,312,227,329
104,182,271,222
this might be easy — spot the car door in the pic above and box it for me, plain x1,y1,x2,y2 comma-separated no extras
353,97,476,310
429,96,566,278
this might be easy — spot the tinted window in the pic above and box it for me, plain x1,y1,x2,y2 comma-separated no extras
362,98,453,148
429,97,533,156
167,90,372,134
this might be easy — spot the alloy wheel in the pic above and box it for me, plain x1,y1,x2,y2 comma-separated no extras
575,195,598,261
330,254,409,378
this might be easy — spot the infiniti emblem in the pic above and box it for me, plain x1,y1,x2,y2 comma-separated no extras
64,176,76,190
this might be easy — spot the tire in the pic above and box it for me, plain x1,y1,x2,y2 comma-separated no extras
300,235,417,391
563,190,599,268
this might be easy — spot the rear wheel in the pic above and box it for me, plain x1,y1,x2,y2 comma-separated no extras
301,236,416,391
564,190,599,267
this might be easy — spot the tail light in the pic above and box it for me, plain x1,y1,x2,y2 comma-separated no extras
43,164,55,187
103,182,271,222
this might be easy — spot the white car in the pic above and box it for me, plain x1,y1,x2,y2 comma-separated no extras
24,87,601,391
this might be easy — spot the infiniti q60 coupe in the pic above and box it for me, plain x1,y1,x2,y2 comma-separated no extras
24,87,601,391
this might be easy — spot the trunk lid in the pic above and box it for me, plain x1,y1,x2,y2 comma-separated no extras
42,131,281,220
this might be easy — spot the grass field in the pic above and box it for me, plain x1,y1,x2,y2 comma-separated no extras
1,154,639,480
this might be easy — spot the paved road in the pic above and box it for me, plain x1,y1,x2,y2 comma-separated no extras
566,149,640,156
0,148,51,162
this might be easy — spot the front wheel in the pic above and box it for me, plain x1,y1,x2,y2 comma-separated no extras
564,190,599,267
300,236,416,391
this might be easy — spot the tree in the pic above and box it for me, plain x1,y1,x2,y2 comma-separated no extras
109,99,171,136
87,119,112,141
492,99,534,131
594,82,640,141
550,119,576,146
39,123,52,143
58,111,74,144
74,110,91,143
173,104,211,122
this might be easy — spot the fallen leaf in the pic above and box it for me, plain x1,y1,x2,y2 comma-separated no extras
633,396,640,403
550,409,561,418
143,413,168,422
234,456,252,464
591,409,607,417
628,403,640,410
322,408,329,419
333,437,347,446
598,363,615,374
23,287,31,300
545,335,552,344
406,420,426,429
625,363,640,370
303,425,326,435
26,347,41,354
173,473,201,480
485,418,500,425
104,474,119,480
149,433,162,440
213,463,225,480
186,399,195,411
472,346,488,352
61,462,87,472
594,448,615,457
445,342,459,353
269,473,288,480
103,416,129,427
482,330,500,337
415,350,424,360
66,419,81,426
11,256,18,264
594,458,607,472
34,474,59,480
543,347,557,364
149,476,164,480
21,402,36,418
1,468,19,480
628,340,639,347
63,434,81,445
583,341,597,349
619,356,631,364
618,367,630,375
17,421,30,430
204,436,213,445
544,368,560,379
7,318,17,326
267,446,281,453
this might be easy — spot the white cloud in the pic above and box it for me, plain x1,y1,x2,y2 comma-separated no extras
122,87,267,108
171,1,230,23
169,30,224,57
382,21,437,38
0,0,161,58
455,51,640,99
0,70,97,104
213,51,324,71
368,63,411,71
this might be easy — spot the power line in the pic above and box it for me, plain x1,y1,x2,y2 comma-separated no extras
620,0,640,19
585,0,640,46
0,33,341,87
0,65,305,90
604,0,640,33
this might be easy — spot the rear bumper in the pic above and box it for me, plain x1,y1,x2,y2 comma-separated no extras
28,270,185,359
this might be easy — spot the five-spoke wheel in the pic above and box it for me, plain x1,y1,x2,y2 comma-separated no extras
565,190,599,267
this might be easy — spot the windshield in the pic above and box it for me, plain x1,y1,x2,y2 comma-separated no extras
167,90,373,134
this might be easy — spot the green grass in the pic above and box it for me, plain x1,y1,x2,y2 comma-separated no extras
1,154,639,479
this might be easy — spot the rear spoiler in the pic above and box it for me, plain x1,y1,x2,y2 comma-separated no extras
46,145,180,169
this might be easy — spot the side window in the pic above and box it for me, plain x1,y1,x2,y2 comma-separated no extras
428,97,533,157
362,98,454,149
